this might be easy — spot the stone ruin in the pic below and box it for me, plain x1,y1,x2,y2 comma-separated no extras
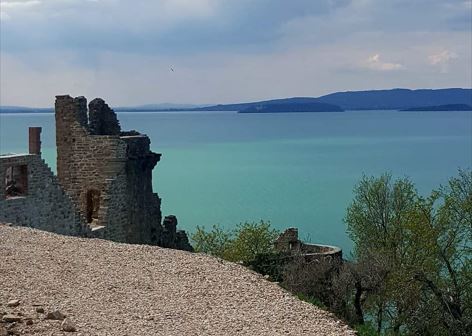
0,95,192,251
274,228,342,261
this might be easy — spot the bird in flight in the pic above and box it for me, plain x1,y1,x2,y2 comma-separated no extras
170,67,174,72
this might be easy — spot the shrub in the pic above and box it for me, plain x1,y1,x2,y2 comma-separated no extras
227,220,280,264
247,251,286,282
355,323,380,336
191,220,280,264
296,292,328,310
191,224,231,257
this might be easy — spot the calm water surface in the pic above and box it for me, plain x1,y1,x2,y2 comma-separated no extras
1,110,471,254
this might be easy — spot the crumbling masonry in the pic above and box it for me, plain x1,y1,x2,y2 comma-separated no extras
0,95,192,251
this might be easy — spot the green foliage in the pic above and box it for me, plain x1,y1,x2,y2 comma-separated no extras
190,171,472,335
296,292,328,310
355,323,380,336
191,220,279,264
346,173,418,260
344,169,472,335
247,251,286,282
227,221,280,264
191,224,231,257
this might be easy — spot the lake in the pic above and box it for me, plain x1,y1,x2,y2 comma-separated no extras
1,110,471,254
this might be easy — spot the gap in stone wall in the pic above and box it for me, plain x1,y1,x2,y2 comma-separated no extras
5,165,28,198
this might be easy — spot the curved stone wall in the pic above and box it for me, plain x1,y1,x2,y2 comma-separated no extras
274,227,342,260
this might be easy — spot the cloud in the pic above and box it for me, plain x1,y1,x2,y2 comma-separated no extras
0,0,41,8
0,1,352,55
0,0,470,106
365,54,403,71
0,0,41,19
429,49,458,65
428,49,458,73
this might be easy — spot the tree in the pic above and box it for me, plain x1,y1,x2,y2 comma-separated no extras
405,169,472,335
227,220,280,264
191,220,279,264
191,224,231,257
345,173,419,333
344,170,472,335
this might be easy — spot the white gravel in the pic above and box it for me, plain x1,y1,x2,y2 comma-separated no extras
0,224,354,335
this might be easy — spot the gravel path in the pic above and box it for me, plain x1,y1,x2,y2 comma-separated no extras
0,225,354,335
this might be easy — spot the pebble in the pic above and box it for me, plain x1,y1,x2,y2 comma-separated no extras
45,310,65,320
2,314,22,323
6,300,20,308
61,318,77,332
0,224,355,335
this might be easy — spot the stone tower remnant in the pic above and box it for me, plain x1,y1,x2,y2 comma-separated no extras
1,95,192,251
54,95,191,249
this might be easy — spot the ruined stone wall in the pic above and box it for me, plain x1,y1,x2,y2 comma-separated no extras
274,228,342,261
54,95,182,247
88,98,121,136
122,135,162,244
0,95,192,251
55,95,130,242
274,227,301,252
0,154,89,236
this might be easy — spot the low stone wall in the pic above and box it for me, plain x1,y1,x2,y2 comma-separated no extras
0,154,90,237
299,243,343,262
274,227,342,261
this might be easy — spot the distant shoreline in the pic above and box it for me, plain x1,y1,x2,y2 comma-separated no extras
2,108,472,114
400,104,472,111
2,87,471,114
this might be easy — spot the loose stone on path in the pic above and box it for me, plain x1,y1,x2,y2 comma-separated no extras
0,224,355,335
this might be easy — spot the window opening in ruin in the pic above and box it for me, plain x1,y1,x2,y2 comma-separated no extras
86,189,101,224
5,165,28,199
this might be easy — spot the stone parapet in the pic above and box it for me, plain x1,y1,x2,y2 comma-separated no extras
274,228,342,261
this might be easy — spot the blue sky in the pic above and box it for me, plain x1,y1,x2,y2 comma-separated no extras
0,0,471,106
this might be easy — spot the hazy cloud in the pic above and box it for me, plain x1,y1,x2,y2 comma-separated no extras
428,49,458,73
429,50,458,65
365,54,403,71
0,0,470,106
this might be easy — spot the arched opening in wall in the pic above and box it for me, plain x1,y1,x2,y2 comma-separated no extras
86,189,101,224
5,165,28,199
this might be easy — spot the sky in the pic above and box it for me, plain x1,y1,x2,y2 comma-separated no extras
0,0,471,107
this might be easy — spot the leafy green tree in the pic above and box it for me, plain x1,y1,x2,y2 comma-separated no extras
345,170,472,335
345,173,419,332
191,224,231,257
405,169,472,335
227,220,280,264
191,220,279,264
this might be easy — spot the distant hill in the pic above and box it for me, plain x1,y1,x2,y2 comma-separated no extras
0,106,53,113
2,88,471,113
239,102,343,113
189,88,472,112
114,103,207,111
317,88,472,110
401,104,472,111
192,97,324,112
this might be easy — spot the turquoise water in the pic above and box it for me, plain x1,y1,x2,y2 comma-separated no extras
1,110,471,254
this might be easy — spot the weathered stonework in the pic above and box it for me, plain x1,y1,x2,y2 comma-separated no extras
0,95,192,251
0,154,89,236
274,228,342,260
